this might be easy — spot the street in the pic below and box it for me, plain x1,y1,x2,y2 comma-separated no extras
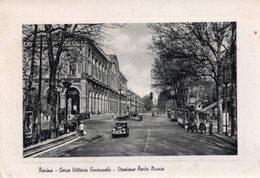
36,114,237,157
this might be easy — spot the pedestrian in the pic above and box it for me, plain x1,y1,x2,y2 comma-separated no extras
79,121,85,136
199,120,206,134
187,121,195,133
209,121,213,136
76,115,80,129
194,122,198,132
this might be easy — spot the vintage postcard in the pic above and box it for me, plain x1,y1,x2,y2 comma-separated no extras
0,0,260,178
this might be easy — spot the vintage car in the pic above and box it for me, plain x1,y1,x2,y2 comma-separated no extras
134,115,143,121
112,122,129,137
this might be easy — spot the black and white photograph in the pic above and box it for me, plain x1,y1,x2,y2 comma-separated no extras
1,1,260,178
22,23,237,157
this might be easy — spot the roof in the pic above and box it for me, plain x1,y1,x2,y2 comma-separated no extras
199,102,218,112
120,72,127,81
108,54,116,61
199,97,230,112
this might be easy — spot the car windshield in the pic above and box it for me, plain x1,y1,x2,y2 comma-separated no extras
116,123,126,127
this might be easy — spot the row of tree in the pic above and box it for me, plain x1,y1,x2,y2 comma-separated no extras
148,22,237,136
142,95,154,111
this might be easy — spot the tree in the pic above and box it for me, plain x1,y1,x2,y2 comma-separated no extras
149,92,153,99
23,24,123,138
142,95,154,111
148,22,236,134
23,25,39,133
157,90,173,113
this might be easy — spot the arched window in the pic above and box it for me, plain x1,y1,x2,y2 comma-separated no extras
92,59,95,77
66,87,80,115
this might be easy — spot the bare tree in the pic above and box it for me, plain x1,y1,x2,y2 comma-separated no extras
148,22,236,134
23,23,124,139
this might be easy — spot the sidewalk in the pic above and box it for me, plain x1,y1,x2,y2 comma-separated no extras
178,119,237,147
90,113,115,120
208,120,237,147
214,133,237,147
23,127,101,158
23,131,78,157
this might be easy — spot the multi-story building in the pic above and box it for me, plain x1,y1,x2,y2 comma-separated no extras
35,38,144,117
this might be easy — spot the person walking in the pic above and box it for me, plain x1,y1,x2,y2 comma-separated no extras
79,121,85,136
199,120,206,134
209,121,213,136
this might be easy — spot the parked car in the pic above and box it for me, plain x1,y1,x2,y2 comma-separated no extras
112,122,129,138
134,115,143,121
78,113,90,120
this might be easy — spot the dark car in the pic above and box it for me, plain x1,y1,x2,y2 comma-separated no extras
112,122,129,138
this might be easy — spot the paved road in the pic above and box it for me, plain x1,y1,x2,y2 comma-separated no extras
37,114,237,157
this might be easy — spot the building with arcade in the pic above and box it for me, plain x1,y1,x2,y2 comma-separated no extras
38,38,145,117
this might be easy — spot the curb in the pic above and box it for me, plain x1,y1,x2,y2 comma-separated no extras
214,134,237,147
23,129,101,158
23,132,79,158
24,132,78,152
56,133,102,157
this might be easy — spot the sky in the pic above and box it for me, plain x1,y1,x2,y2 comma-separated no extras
105,23,157,99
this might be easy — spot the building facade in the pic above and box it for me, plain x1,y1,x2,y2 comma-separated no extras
38,39,144,117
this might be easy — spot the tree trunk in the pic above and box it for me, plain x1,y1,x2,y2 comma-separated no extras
230,22,237,137
37,35,43,139
24,25,38,134
28,25,38,92
45,25,68,138
230,74,237,137
216,33,224,134
216,82,223,134
45,24,58,139
179,84,186,107
174,84,180,107
49,67,57,138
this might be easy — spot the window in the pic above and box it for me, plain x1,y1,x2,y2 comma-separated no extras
78,62,81,73
70,62,76,75
88,48,91,57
